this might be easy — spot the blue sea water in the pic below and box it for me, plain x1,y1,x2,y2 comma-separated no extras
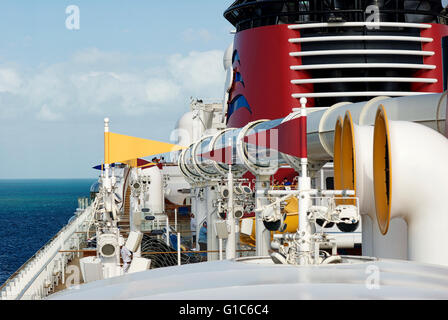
0,179,95,286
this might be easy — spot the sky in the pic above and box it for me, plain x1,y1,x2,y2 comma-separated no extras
0,0,236,179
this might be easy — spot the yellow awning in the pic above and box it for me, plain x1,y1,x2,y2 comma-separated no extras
104,132,184,165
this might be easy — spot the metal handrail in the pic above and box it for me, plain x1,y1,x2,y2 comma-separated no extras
0,206,93,299
225,0,446,17
0,222,70,291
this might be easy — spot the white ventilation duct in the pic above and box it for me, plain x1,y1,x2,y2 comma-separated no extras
315,93,446,262
339,111,375,215
372,106,448,266
307,93,446,164
334,110,407,259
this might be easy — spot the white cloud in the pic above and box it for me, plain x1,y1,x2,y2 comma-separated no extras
71,48,126,65
0,48,226,122
36,104,63,121
0,68,22,93
168,50,225,98
181,28,215,43
145,78,181,104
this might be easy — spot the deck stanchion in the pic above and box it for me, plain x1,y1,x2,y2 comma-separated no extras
177,233,181,266
165,216,170,246
175,208,178,231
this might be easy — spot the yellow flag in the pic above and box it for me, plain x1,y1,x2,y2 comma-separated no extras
122,159,157,168
104,132,184,165
122,159,137,168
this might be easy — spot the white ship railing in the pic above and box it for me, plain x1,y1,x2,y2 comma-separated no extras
288,21,436,101
0,200,95,300
287,22,433,30
291,91,435,98
288,35,433,43
291,77,437,84
290,49,434,57
290,63,436,71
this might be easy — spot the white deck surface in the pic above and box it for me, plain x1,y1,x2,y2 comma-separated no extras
48,256,448,300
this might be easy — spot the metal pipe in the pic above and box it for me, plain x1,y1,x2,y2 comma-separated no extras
206,186,219,261
308,93,446,163
175,208,178,231
177,233,181,266
255,175,271,256
226,161,236,260
165,216,170,246
297,100,313,265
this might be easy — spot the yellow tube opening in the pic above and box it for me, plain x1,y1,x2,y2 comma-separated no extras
373,105,392,235
333,116,343,191
341,111,356,205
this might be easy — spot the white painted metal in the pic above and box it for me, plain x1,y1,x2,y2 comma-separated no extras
288,35,433,43
225,161,236,260
191,135,221,180
235,120,279,176
206,186,219,261
208,128,246,177
143,166,164,215
0,204,94,300
47,257,448,300
98,230,122,279
343,121,407,260
358,93,446,127
177,233,181,266
362,215,408,260
103,118,111,193
79,257,103,283
325,95,448,264
379,119,448,266
173,111,194,148
254,176,271,257
165,216,170,246
125,231,143,253
178,147,201,183
190,187,198,247
223,42,233,70
161,165,190,206
291,77,437,84
290,49,434,57
290,63,436,71
296,101,314,265
128,257,151,274
288,22,432,30
195,188,207,250
174,208,178,231
348,123,375,219
305,93,447,163
292,91,433,98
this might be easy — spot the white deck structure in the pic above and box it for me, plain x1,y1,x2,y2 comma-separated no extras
49,257,448,300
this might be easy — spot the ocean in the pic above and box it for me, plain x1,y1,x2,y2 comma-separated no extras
0,179,96,285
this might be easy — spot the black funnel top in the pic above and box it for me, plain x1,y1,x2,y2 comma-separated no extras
224,0,447,32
